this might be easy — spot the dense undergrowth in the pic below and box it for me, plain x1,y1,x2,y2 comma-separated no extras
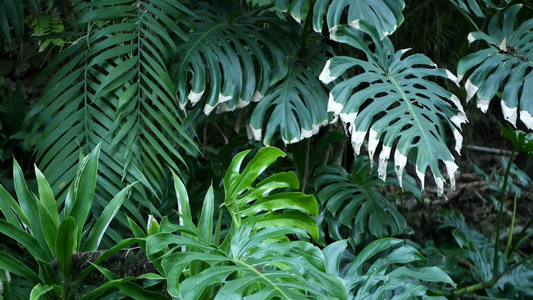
0,0,532,299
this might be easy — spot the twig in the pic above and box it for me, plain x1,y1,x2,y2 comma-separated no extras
465,145,516,156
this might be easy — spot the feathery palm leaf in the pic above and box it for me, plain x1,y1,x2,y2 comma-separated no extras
24,0,198,216
458,4,533,129
320,22,467,195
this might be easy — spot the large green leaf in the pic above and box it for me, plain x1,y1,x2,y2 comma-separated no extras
223,147,319,240
273,0,404,39
171,6,290,115
154,219,348,300
248,33,331,145
457,4,533,129
448,0,510,18
315,156,419,240
320,23,466,195
24,0,198,210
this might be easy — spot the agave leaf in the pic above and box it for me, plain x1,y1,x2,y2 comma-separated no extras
56,217,75,288
65,143,99,248
30,283,58,300
458,4,533,129
0,220,50,261
81,182,135,252
321,23,466,195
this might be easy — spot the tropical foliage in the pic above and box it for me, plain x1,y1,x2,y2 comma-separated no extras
0,0,532,299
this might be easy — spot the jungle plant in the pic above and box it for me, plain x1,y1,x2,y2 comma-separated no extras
429,209,533,299
0,144,164,299
141,147,454,299
314,155,420,244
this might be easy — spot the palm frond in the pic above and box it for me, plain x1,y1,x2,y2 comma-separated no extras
24,0,198,217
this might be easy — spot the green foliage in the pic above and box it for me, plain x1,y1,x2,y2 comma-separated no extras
458,4,533,129
145,147,342,299
321,21,467,195
24,0,199,210
449,0,511,18
0,144,157,299
315,156,419,242
432,209,533,298
326,239,454,299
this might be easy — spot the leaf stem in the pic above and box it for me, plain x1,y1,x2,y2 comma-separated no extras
503,195,516,258
493,149,515,279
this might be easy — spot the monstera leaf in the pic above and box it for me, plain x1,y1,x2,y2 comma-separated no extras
272,0,404,38
315,156,419,240
24,1,198,215
147,219,347,300
248,34,331,145
448,0,510,18
171,5,291,115
325,239,454,299
145,147,342,299
458,4,533,129
223,147,319,241
320,22,467,195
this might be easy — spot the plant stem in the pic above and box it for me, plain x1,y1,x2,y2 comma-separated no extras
504,195,516,258
301,137,310,193
509,215,533,256
493,150,515,279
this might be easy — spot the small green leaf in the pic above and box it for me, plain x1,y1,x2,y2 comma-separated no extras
0,251,41,284
0,220,50,261
81,182,134,252
30,283,58,300
56,217,75,286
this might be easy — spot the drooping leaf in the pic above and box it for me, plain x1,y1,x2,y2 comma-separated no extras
448,0,511,18
321,23,467,195
457,4,533,129
171,6,290,115
248,33,331,145
276,0,405,39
